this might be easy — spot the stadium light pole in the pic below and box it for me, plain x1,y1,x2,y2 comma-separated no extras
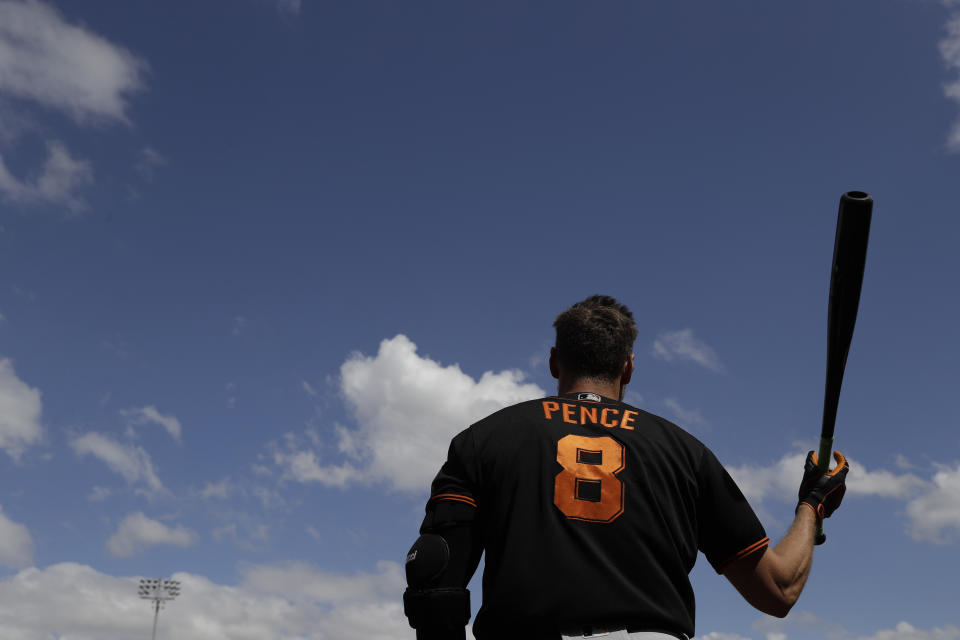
138,578,180,640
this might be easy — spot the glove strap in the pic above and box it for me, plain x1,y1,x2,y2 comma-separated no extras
797,501,826,545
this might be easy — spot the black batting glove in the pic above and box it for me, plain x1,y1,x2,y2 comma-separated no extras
797,450,849,539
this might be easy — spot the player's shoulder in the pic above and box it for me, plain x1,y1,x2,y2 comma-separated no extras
616,398,691,434
468,396,550,430
619,400,714,455
445,397,548,454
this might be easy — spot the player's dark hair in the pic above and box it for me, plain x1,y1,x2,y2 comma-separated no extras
553,295,638,382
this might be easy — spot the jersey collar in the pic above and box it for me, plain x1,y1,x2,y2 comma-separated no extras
559,391,620,404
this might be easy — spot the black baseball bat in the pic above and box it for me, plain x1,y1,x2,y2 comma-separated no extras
815,191,873,543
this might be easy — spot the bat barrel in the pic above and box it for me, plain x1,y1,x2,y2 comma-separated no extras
816,191,873,541
819,191,873,463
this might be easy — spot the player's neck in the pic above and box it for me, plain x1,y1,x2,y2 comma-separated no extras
557,377,624,402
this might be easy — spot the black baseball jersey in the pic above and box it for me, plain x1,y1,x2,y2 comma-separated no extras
420,392,768,639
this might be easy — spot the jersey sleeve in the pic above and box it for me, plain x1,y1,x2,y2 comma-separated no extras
416,428,485,589
419,428,480,534
696,448,769,574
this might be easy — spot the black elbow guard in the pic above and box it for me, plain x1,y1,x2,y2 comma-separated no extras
403,587,470,637
403,534,470,636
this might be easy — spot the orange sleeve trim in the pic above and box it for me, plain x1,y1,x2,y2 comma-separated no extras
717,536,770,574
428,493,477,508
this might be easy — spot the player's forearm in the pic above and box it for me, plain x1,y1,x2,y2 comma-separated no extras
728,452,849,618
766,506,817,612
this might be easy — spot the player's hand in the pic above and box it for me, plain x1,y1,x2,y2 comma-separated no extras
797,450,849,525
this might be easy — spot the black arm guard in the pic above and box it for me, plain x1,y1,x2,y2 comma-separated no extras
403,587,470,639
404,534,471,639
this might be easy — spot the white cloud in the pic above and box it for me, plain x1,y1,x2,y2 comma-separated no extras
1,562,952,640
895,454,915,470
69,432,165,493
106,512,197,557
253,486,285,509
0,100,35,143
906,462,960,544
652,329,724,372
0,1,131,211
0,561,408,640
122,405,182,442
232,315,247,336
726,450,925,504
729,454,960,545
277,0,302,15
0,357,43,460
87,485,112,502
11,284,35,301
0,505,33,569
940,13,960,151
848,462,927,499
274,334,545,492
0,140,92,212
854,621,960,640
663,397,706,427
134,146,165,180
0,0,144,123
199,477,231,500
212,522,238,543
302,379,317,396
273,448,360,487
242,561,401,605
752,610,845,640
726,451,807,503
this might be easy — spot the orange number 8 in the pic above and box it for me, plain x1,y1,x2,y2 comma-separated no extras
553,434,625,523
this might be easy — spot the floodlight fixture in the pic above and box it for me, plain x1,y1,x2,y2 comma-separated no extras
138,577,181,640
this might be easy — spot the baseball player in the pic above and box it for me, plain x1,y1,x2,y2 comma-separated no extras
403,295,849,640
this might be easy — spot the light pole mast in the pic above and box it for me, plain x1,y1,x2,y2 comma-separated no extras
138,578,180,640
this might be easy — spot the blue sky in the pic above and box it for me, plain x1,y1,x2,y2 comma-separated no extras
0,1,959,638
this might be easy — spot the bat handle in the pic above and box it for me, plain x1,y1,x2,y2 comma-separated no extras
813,435,833,544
